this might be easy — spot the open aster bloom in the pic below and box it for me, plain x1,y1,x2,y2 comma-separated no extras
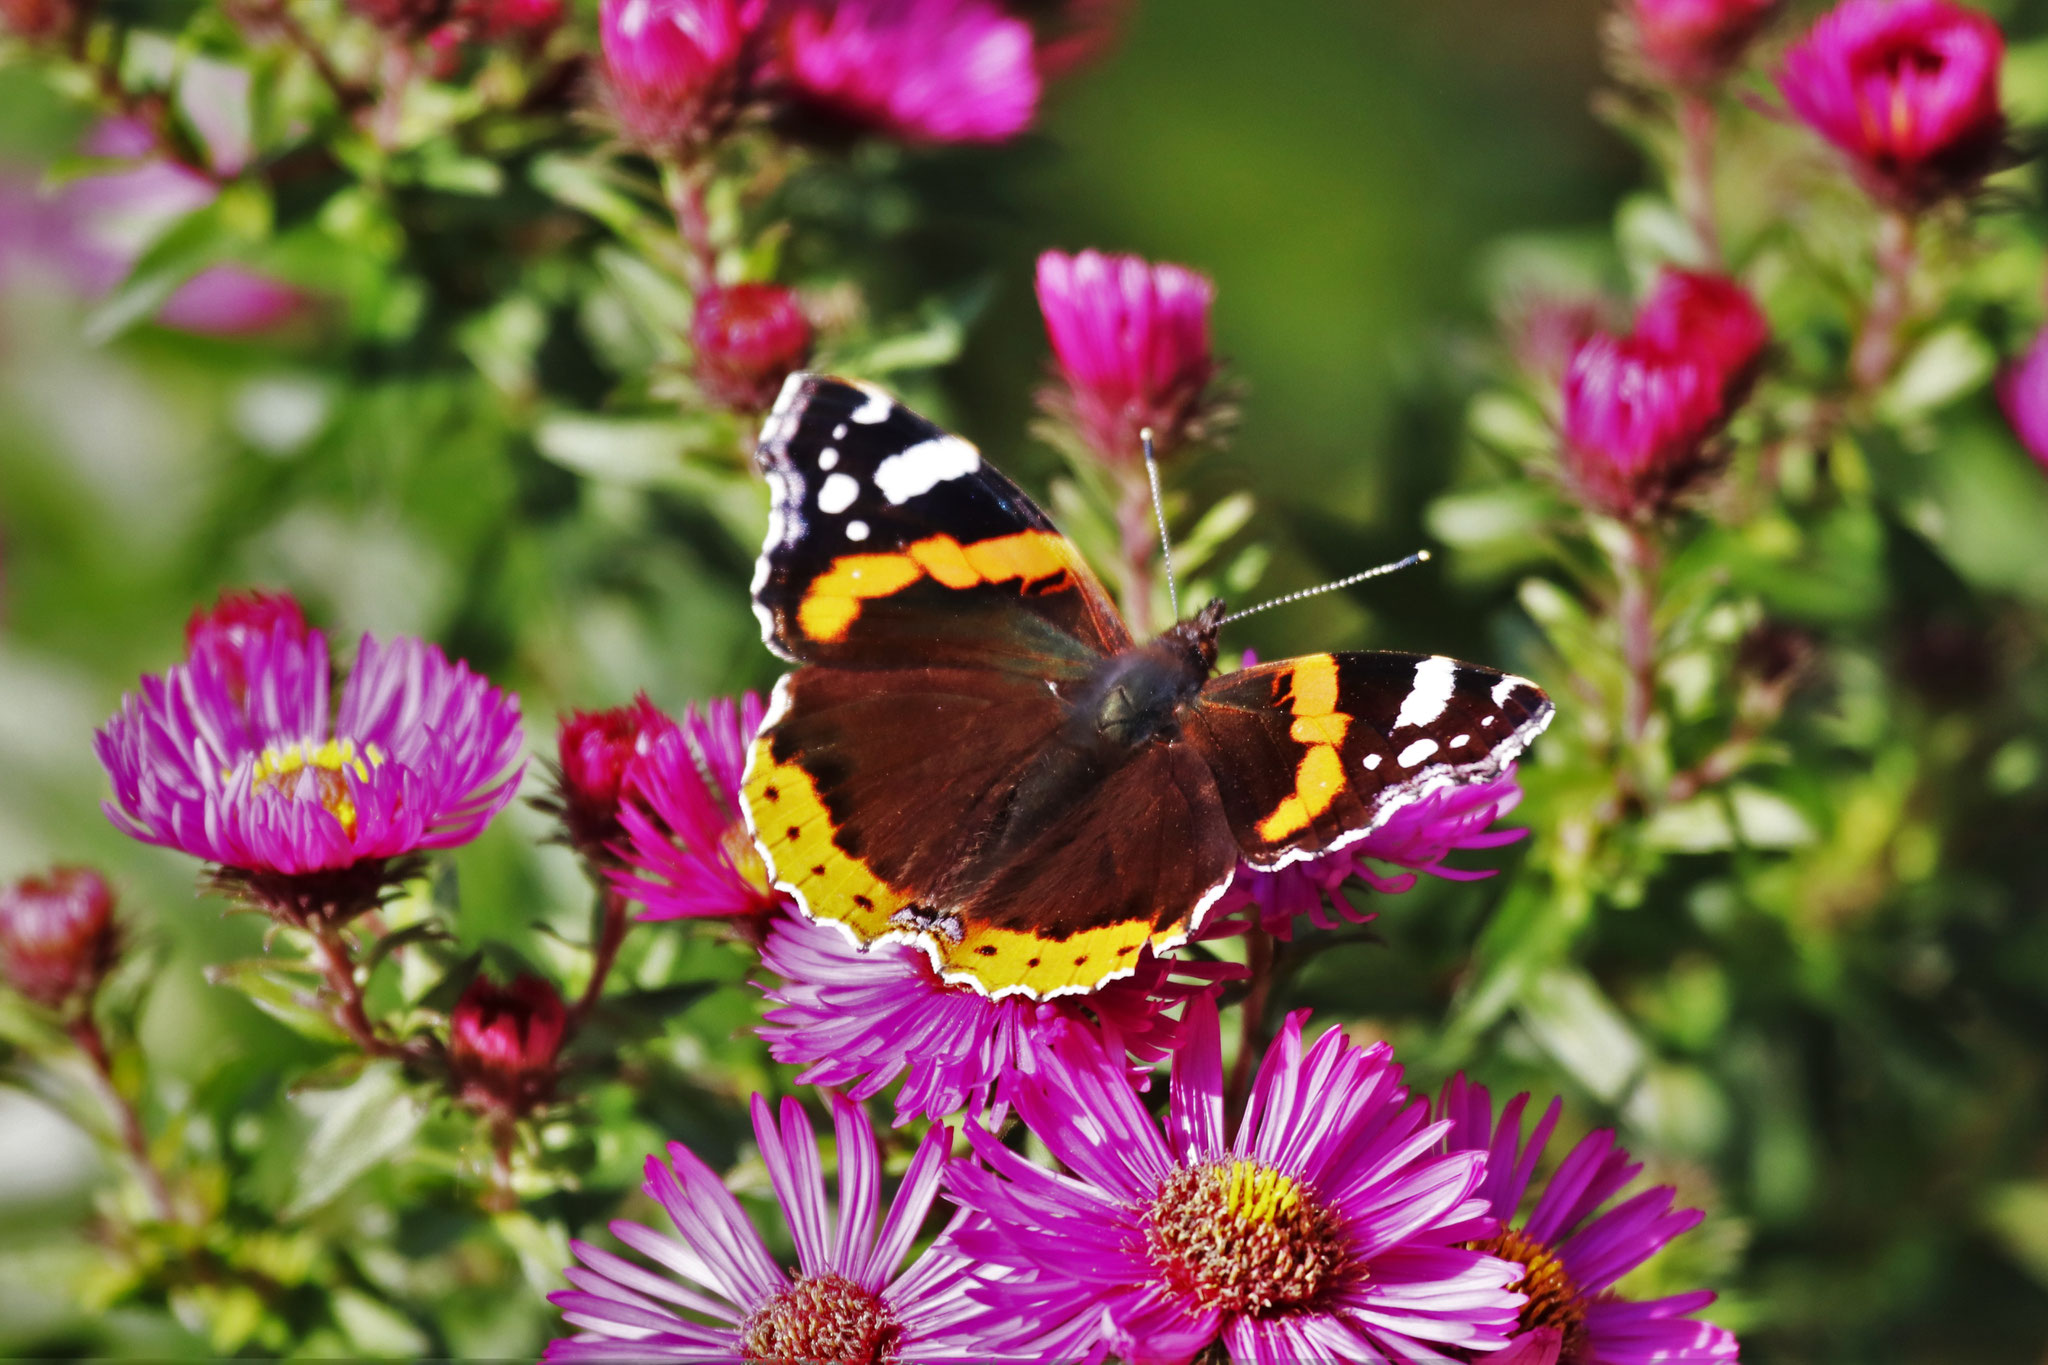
612,693,786,922
1437,1076,1740,1365
1211,766,1529,940
944,1003,1525,1364
757,909,1241,1126
547,1093,986,1362
773,0,1040,145
1777,0,2006,210
95,593,525,922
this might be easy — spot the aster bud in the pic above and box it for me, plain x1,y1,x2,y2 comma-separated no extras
1035,248,1219,466
774,0,1040,145
456,0,562,41
691,283,814,412
551,695,674,858
185,588,313,705
1633,268,1769,399
0,867,119,1014
599,0,755,154
1628,0,1779,88
1561,333,1726,520
1998,326,2048,474
448,974,567,1119
348,0,451,33
0,0,72,40
1778,0,2006,210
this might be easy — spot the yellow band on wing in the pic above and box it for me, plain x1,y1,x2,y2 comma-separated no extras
1257,654,1351,842
794,531,1077,643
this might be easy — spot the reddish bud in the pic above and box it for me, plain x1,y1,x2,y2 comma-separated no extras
348,0,451,33
552,695,675,856
458,0,562,40
1561,333,1726,520
1035,248,1218,466
1778,0,2006,210
185,589,312,702
691,283,814,412
1,867,118,1013
0,0,72,40
1629,0,1779,87
599,0,756,153
1998,326,2048,475
449,974,567,1118
1634,268,1769,399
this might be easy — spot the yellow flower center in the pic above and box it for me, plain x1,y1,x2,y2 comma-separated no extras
245,738,387,837
1470,1225,1591,1360
1146,1159,1349,1317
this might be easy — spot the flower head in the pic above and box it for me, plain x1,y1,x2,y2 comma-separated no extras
0,867,119,1013
692,283,814,412
1628,0,1780,87
0,0,71,40
758,910,1239,1126
1036,247,1218,465
547,1094,983,1361
547,695,675,861
599,0,760,153
944,1004,1525,1363
1633,269,1769,400
1438,1076,1740,1364
1561,333,1726,520
1998,325,2048,473
185,589,312,703
773,0,1041,146
96,603,525,923
612,692,785,922
450,973,568,1119
1777,0,2006,209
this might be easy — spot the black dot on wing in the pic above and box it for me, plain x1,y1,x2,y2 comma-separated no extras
1027,957,1040,968
810,865,826,877
853,894,873,910
976,945,997,957
786,825,801,841
1118,945,1135,956
1073,955,1087,966
763,785,780,801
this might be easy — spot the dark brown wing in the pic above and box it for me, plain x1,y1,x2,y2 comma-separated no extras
1181,652,1553,870
752,374,1129,676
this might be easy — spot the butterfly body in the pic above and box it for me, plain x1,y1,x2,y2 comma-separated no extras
744,374,1553,999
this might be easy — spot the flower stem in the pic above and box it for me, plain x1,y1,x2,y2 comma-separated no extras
1116,466,1158,637
570,887,630,1031
309,918,406,1061
1851,210,1917,395
666,162,718,294
370,35,416,151
1618,522,1661,754
1224,927,1275,1125
1676,91,1721,266
68,1017,175,1222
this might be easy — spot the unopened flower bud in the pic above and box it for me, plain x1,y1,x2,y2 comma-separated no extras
0,867,119,1013
599,0,755,153
449,974,567,1118
691,283,814,413
185,589,311,701
1629,0,1779,88
1561,333,1725,520
0,0,72,40
1634,268,1769,399
551,696,674,858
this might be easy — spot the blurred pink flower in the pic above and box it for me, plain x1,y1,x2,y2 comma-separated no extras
0,0,70,39
692,282,814,411
0,866,118,1014
775,0,1041,145
1777,0,2006,209
1035,247,1217,465
1562,333,1725,520
1634,268,1769,400
1630,0,1779,87
1998,326,2048,471
599,0,761,152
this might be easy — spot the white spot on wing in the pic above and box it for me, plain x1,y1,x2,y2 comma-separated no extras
833,424,848,439
874,436,981,505
1364,753,1382,770
1450,734,1470,748
1398,738,1439,767
1492,673,1533,707
818,448,838,470
1395,656,1459,730
817,472,859,514
846,520,869,541
851,386,893,424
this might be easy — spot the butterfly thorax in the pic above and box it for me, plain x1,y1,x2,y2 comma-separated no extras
1071,599,1225,751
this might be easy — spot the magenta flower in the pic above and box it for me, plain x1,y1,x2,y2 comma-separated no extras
944,1003,1525,1363
1777,0,2006,209
185,589,313,705
449,973,568,1120
1633,269,1769,401
612,693,786,922
599,0,761,152
1438,1076,1740,1365
1036,247,1217,465
95,593,525,922
1629,0,1779,87
1998,326,2048,473
775,0,1041,146
757,909,1240,1126
547,695,676,861
547,1094,984,1362
691,282,814,412
1561,333,1725,521
0,866,119,1013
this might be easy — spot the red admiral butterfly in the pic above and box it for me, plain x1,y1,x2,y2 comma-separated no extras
742,374,1554,999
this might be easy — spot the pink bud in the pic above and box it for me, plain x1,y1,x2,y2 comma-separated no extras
1630,0,1780,87
553,695,675,856
0,867,118,1013
1561,333,1727,519
1997,326,2048,473
459,0,562,40
1634,268,1769,398
1035,248,1217,466
449,974,567,1118
1778,0,2006,210
599,0,757,153
185,589,313,703
690,283,814,412
348,0,451,33
774,0,1040,145
0,0,71,40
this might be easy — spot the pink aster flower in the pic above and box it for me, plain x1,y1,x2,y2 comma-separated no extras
944,1003,1526,1364
1438,1076,1740,1365
599,0,762,153
95,593,525,923
691,282,814,413
1561,332,1725,521
1633,269,1769,401
612,692,786,922
1777,0,2007,210
774,0,1041,146
1036,247,1218,465
0,866,119,1014
545,695,676,862
757,909,1241,1126
547,1093,985,1362
1998,325,2048,473
1629,0,1780,88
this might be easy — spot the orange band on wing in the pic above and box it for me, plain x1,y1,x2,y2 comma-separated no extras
795,531,1078,643
1257,654,1352,841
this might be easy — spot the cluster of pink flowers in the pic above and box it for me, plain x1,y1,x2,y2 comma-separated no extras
1560,268,1769,521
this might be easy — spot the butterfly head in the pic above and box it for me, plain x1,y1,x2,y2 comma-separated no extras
1160,598,1228,677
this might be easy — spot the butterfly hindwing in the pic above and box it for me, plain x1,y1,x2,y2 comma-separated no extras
1183,651,1553,869
753,374,1129,675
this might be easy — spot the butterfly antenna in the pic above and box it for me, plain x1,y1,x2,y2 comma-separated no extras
1220,550,1432,625
1142,427,1181,620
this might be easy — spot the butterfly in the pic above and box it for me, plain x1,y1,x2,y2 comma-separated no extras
741,374,1554,999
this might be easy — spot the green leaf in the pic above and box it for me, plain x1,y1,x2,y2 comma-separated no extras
203,959,349,1044
1878,324,1996,421
531,153,659,239
81,196,243,345
332,1288,430,1358
282,1061,424,1219
1173,491,1254,578
533,412,733,486
1518,967,1645,1103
